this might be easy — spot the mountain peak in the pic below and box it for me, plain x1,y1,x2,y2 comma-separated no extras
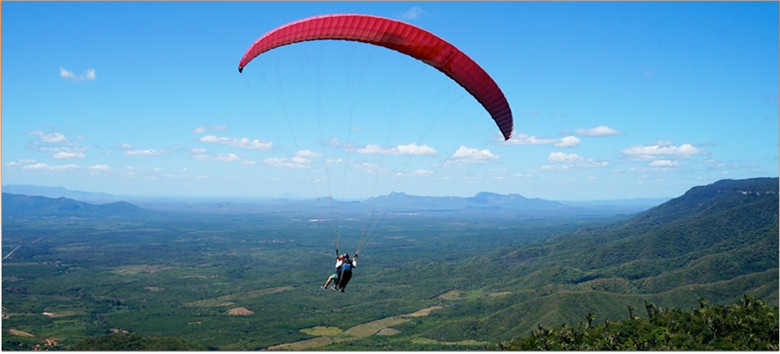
3,184,118,203
363,191,565,213
3,193,145,219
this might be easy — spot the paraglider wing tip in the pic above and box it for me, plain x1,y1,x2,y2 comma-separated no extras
238,66,244,73
500,129,512,141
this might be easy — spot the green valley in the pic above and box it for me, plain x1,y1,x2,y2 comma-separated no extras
2,178,777,350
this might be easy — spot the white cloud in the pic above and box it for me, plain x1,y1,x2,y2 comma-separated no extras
576,125,622,136
22,163,80,171
90,164,112,171
351,144,383,154
622,141,705,160
325,158,347,165
449,146,499,164
200,135,272,150
119,143,133,150
355,143,436,156
191,148,243,163
8,159,36,167
296,150,322,158
507,133,557,145
264,157,309,169
22,163,48,170
291,156,310,164
263,150,320,169
193,125,227,134
543,152,608,170
31,131,67,143
649,160,679,167
548,152,584,163
395,169,434,177
541,165,570,171
59,67,96,81
126,149,164,156
555,136,581,148
353,162,389,175
122,166,138,177
506,133,580,148
702,158,761,172
53,151,86,159
327,138,344,147
194,152,241,162
397,143,437,155
59,68,77,80
401,6,425,21
30,131,91,159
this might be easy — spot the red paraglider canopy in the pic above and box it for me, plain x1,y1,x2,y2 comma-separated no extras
238,14,513,141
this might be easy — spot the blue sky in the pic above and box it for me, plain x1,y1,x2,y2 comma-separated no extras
3,2,778,200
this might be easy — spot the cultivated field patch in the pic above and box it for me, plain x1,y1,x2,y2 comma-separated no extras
185,286,294,308
266,305,442,350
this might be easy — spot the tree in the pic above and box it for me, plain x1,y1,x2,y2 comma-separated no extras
489,295,779,351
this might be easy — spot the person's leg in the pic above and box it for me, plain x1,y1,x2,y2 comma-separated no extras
322,274,336,289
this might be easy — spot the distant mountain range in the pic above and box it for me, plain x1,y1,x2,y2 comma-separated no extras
2,185,666,217
2,185,118,203
364,191,566,211
2,193,147,219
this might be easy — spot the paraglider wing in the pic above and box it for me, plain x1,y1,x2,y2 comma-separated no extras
238,14,513,140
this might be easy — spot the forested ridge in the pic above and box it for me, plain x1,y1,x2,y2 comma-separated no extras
492,295,778,351
391,178,779,345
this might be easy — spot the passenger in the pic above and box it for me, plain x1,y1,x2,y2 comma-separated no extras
334,253,357,292
321,253,345,290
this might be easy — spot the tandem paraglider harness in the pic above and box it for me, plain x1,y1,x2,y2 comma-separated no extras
334,252,357,292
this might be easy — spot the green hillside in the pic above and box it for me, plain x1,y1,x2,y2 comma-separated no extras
415,178,779,341
493,295,778,350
